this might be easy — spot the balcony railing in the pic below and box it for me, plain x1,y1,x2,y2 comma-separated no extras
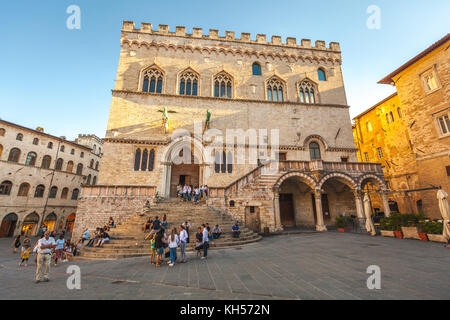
209,160,383,199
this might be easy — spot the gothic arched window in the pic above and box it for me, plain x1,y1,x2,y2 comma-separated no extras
309,142,321,160
299,80,318,104
0,181,13,195
41,155,51,169
141,149,148,171
18,183,30,197
76,163,83,175
214,72,233,99
66,161,74,173
148,149,155,172
61,188,69,199
34,185,45,198
16,133,23,141
267,77,284,102
8,148,21,163
71,189,79,200
179,69,199,96
49,186,58,199
227,151,233,173
142,66,164,93
134,148,141,171
25,152,37,166
55,158,63,171
214,151,221,173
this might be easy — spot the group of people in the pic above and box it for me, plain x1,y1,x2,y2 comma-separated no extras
78,217,115,248
12,231,77,283
142,214,228,267
177,184,208,203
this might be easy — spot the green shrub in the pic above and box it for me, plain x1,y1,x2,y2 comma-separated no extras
419,221,443,235
336,216,352,228
380,212,428,231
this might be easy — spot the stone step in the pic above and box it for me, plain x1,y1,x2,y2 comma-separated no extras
79,202,261,260
77,237,262,260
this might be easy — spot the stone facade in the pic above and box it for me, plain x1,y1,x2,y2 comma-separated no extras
377,34,450,218
352,93,421,214
0,120,102,237
74,21,387,236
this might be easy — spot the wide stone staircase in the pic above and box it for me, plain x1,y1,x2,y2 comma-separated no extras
76,199,262,260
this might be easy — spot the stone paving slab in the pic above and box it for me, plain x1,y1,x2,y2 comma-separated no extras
0,233,448,300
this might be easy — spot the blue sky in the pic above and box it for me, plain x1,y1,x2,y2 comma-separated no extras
0,0,449,140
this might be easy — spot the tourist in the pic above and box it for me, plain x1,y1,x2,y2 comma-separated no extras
155,229,165,268
19,238,31,267
183,184,188,202
35,231,56,283
12,235,21,254
168,227,180,267
194,187,200,204
183,221,191,243
64,243,74,261
54,234,65,266
201,224,209,260
206,223,214,247
177,184,183,201
143,218,153,233
80,228,90,245
108,217,115,229
150,233,156,264
162,214,168,230
232,223,241,238
151,216,161,236
96,229,110,247
179,225,188,263
204,185,209,198
212,225,222,240
195,227,203,258
141,200,151,216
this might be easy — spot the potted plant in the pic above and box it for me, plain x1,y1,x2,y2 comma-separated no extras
389,213,404,239
422,221,445,243
401,213,427,240
336,216,347,233
379,217,395,237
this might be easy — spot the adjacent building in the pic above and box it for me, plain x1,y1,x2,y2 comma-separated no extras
353,34,449,218
0,119,103,237
353,93,420,214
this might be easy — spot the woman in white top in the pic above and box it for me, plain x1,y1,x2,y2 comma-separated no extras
168,228,180,267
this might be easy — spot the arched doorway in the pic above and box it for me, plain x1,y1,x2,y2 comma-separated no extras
162,137,206,198
65,213,76,233
360,175,389,215
0,213,18,237
277,175,317,228
43,213,57,231
22,212,40,236
320,176,357,226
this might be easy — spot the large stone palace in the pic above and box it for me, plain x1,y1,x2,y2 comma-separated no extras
73,21,390,238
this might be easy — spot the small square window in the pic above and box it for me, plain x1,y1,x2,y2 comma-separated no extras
420,66,441,94
341,157,348,163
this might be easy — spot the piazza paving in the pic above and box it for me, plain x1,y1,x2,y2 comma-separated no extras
0,232,448,300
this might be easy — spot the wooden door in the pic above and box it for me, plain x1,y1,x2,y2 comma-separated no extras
245,206,261,233
322,194,330,223
280,194,295,227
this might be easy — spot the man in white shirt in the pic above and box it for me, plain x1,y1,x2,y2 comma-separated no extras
179,225,188,263
35,231,56,283
201,224,209,260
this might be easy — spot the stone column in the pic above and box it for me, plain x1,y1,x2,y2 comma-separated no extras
161,163,172,198
314,190,327,232
381,191,391,217
273,188,282,230
354,190,367,232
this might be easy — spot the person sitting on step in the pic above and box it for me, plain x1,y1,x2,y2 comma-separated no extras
232,223,241,238
212,225,222,240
